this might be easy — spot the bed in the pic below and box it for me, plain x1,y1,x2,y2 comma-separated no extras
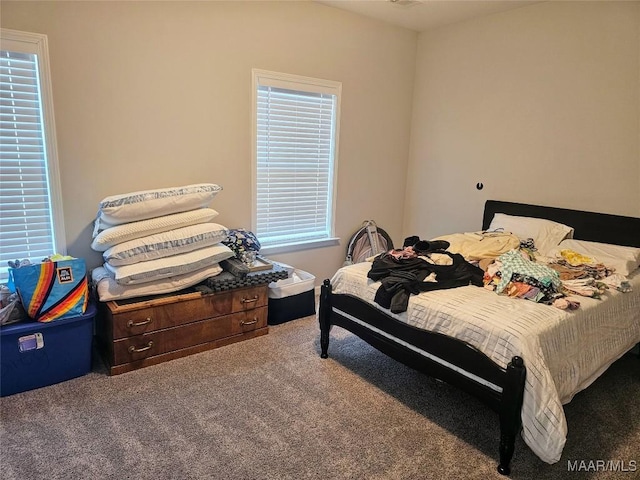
318,200,640,475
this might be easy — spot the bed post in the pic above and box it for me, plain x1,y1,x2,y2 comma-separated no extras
319,279,332,359
497,356,526,476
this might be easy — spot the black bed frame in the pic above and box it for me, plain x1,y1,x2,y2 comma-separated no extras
319,200,640,475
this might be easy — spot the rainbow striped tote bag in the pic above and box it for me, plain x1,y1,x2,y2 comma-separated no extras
11,259,88,322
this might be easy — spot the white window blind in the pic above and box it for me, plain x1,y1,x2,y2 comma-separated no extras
253,70,341,251
0,30,64,282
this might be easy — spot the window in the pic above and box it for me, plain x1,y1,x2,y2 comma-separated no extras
252,69,341,254
0,29,65,282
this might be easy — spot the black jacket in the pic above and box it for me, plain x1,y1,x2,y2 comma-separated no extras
368,251,484,313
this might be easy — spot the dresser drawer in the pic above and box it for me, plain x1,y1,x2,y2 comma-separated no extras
96,284,271,374
231,286,269,312
110,306,267,365
108,286,269,339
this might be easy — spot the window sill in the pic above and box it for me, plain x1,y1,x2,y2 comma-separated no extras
260,237,340,256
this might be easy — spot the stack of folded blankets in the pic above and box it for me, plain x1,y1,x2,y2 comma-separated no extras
90,183,234,302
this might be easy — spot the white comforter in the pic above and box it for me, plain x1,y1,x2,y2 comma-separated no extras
329,262,640,464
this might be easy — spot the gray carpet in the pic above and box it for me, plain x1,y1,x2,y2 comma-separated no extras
1,314,638,480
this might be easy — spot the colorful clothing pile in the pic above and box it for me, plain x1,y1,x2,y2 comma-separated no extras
483,246,634,310
484,250,576,309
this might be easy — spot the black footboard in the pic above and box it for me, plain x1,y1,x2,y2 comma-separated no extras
319,279,526,475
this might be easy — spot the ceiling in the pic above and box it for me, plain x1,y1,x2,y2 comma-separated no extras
315,0,543,32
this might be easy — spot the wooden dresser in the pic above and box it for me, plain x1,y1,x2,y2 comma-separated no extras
96,285,268,375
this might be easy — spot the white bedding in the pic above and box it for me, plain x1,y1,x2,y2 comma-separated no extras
329,262,640,464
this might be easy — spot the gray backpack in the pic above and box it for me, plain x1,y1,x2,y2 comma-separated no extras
344,220,394,266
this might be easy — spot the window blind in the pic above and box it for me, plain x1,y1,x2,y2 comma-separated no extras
256,84,337,247
0,49,56,276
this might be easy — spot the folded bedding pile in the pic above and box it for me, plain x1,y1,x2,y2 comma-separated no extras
90,183,234,301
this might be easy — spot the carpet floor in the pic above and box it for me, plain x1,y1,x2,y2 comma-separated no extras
1,314,638,480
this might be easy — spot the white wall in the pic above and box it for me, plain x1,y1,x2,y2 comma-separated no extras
404,1,640,240
3,1,638,285
0,1,417,283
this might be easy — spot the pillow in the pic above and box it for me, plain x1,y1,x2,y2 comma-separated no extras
97,183,222,225
103,223,229,266
488,213,574,256
103,244,234,285
92,264,223,302
550,239,640,277
91,208,219,252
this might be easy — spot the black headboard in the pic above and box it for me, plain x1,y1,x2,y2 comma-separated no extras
482,200,640,248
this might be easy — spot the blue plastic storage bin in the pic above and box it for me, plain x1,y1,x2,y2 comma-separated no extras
0,303,96,397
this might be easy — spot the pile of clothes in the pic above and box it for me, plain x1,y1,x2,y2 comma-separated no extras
482,244,630,310
367,237,484,313
367,231,633,313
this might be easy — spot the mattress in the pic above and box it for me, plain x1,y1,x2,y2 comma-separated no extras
330,262,640,464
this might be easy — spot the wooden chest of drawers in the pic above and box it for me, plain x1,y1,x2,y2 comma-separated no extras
96,285,268,375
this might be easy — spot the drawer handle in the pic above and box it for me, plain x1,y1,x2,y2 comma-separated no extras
240,318,258,326
128,341,153,353
127,317,152,328
241,296,259,304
